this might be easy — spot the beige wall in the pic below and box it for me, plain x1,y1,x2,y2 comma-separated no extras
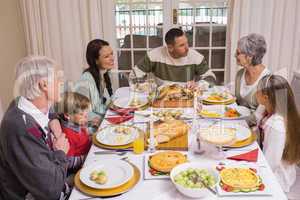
0,0,26,111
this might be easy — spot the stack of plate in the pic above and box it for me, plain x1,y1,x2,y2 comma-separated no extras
75,159,140,197
93,125,141,149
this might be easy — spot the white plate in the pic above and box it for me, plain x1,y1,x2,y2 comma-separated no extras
204,122,251,142
80,159,134,189
96,125,139,146
200,105,250,120
113,97,148,109
216,165,272,197
202,92,235,103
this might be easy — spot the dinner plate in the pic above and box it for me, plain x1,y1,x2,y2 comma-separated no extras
199,105,250,120
113,96,148,109
215,122,252,142
96,125,139,146
75,162,140,197
79,159,134,189
202,93,235,104
200,122,252,143
201,90,235,104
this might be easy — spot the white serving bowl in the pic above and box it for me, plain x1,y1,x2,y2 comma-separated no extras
170,162,219,198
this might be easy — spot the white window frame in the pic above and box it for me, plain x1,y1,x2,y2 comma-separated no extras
112,0,229,85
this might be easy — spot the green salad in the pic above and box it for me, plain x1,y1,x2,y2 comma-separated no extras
174,168,216,189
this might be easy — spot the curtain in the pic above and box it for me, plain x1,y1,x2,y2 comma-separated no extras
226,0,300,84
19,0,116,84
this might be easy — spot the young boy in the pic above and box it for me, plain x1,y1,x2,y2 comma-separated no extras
50,92,92,170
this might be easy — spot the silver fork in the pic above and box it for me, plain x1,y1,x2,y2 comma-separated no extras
94,151,128,156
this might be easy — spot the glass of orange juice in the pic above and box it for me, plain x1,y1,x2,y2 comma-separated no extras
133,132,144,154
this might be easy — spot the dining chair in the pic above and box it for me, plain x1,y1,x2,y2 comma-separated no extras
291,70,300,111
0,98,3,122
287,165,300,199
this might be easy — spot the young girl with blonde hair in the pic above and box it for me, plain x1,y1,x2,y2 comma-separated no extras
256,74,300,198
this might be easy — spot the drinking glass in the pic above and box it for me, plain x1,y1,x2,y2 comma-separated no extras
133,132,145,154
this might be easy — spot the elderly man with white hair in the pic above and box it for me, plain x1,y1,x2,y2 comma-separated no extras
0,56,70,200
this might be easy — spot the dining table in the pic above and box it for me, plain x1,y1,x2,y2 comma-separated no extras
69,87,287,200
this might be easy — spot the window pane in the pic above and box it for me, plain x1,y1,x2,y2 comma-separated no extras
149,28,163,48
214,71,225,85
116,4,130,27
196,50,209,63
118,72,130,87
211,7,227,25
148,3,163,26
117,27,131,48
195,7,210,23
132,28,147,48
178,4,194,26
118,50,131,70
211,49,225,69
195,26,209,47
131,5,147,26
212,26,226,47
134,51,147,66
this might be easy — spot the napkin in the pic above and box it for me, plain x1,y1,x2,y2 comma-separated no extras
105,115,133,124
227,148,258,162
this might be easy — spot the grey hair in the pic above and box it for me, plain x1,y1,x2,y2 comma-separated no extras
14,56,56,100
237,33,267,65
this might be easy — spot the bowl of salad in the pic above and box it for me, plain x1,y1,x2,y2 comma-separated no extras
170,162,219,198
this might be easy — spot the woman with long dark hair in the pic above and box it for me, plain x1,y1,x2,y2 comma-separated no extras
76,39,114,124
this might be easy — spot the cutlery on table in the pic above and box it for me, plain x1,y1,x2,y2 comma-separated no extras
94,150,131,155
191,172,217,195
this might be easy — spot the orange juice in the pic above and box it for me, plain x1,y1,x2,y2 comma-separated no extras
133,133,144,154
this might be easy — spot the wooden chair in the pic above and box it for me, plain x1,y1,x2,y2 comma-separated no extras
291,70,300,111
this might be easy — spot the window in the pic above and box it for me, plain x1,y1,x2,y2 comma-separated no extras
114,0,228,86
115,0,163,86
178,0,228,85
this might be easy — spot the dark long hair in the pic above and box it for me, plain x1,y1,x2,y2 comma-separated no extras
257,75,300,164
84,39,113,99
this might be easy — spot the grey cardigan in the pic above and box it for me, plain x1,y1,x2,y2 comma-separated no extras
235,68,270,111
0,100,69,200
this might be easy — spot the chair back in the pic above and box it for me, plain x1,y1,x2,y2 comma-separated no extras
0,98,3,122
291,71,300,111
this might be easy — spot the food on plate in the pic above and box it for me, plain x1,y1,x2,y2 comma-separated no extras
218,167,265,192
114,126,131,135
199,127,236,145
157,84,193,101
153,120,189,143
199,110,222,118
174,168,216,188
90,170,107,184
205,92,233,102
224,107,241,118
153,110,183,121
149,151,187,173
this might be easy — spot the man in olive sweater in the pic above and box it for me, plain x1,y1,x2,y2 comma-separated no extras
0,56,70,200
133,28,216,86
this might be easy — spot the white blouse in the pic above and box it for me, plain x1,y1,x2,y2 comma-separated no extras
240,67,270,98
256,110,296,193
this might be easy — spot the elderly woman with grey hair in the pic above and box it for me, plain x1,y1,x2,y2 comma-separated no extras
235,33,271,110
0,56,71,200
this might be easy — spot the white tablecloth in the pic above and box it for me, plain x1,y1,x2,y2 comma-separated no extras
69,87,287,200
